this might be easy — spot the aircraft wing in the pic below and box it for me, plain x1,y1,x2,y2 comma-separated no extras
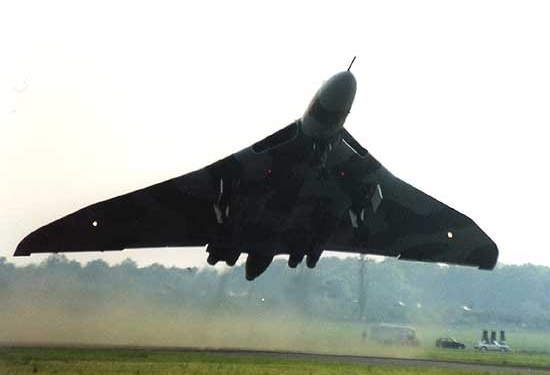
15,123,498,273
15,167,221,256
327,130,498,270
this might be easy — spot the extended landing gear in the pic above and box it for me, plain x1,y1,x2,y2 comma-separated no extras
208,176,244,266
305,242,323,268
286,247,322,269
306,253,321,268
206,244,241,266
245,253,274,281
288,252,304,268
347,183,383,235
206,252,218,266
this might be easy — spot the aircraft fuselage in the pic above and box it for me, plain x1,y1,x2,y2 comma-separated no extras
206,71,372,279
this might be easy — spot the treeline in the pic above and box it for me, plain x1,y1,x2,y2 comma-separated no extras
1,255,549,329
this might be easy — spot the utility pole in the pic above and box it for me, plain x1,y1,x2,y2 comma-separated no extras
358,254,367,320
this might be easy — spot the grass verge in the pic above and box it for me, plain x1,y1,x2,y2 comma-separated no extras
0,346,520,375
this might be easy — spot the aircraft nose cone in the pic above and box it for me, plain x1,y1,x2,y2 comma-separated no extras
318,71,357,113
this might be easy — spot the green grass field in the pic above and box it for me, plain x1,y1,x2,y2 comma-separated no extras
2,309,550,370
0,346,525,375
0,306,550,375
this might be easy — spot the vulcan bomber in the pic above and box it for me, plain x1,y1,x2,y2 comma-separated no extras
15,64,498,280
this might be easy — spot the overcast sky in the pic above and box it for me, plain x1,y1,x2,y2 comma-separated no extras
1,0,549,269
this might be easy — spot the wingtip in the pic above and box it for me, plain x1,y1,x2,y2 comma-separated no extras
14,225,52,257
14,235,32,257
476,242,499,270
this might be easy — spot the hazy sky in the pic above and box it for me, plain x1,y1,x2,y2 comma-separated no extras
1,1,549,269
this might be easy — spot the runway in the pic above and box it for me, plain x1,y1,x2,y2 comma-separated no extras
180,347,550,374
3,344,549,374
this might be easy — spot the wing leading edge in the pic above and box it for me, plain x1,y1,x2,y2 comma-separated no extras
15,168,219,257
15,125,498,274
328,130,498,270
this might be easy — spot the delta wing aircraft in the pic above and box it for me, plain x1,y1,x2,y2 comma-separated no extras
15,63,498,280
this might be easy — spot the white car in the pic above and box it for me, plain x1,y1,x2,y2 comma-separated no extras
474,341,511,352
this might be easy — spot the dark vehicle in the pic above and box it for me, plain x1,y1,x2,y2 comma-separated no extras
436,338,465,349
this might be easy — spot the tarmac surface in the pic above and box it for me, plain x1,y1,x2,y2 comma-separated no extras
3,344,550,374
189,347,549,374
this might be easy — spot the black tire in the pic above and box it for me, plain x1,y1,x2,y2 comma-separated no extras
480,346,487,351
